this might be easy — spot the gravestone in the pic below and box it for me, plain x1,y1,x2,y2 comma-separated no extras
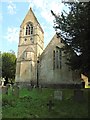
30,80,34,88
47,100,54,111
27,84,32,91
2,86,8,95
39,85,42,92
36,85,42,92
6,84,11,89
12,85,19,97
33,85,36,88
54,90,62,100
73,89,84,102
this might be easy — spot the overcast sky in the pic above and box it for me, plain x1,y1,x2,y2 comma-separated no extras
0,0,69,56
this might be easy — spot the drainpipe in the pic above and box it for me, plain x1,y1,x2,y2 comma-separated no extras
37,60,39,87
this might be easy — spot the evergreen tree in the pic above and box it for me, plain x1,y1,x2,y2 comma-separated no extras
51,2,90,78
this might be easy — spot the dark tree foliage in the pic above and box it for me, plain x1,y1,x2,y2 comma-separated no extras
0,51,2,78
2,52,16,80
51,2,90,77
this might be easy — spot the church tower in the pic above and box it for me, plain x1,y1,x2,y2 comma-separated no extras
15,8,44,85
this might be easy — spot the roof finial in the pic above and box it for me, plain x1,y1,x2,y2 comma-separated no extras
30,7,32,10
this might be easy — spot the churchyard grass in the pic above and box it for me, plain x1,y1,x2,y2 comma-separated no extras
2,87,89,118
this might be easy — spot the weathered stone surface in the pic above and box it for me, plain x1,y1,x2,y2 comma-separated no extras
1,86,8,95
15,8,44,83
12,85,19,97
15,8,80,86
39,35,80,85
54,90,62,100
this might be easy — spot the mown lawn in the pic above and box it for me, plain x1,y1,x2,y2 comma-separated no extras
2,87,89,118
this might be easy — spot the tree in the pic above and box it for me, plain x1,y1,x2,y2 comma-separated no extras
51,2,90,77
2,52,16,81
0,51,2,78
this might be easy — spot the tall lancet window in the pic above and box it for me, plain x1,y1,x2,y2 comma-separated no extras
53,48,62,70
26,22,33,35
56,49,59,69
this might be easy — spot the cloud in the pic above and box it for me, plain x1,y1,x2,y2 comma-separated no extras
27,0,64,23
7,1,16,15
5,27,19,43
27,0,46,10
50,1,64,14
41,10,54,23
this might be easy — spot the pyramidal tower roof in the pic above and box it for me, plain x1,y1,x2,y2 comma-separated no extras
20,7,44,33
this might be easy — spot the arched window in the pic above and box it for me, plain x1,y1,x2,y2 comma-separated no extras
26,22,33,35
53,48,62,70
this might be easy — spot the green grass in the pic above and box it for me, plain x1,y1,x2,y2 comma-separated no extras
2,87,89,118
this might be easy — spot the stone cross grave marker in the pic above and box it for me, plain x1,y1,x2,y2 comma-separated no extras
73,89,84,102
12,85,19,97
54,90,62,100
47,100,54,111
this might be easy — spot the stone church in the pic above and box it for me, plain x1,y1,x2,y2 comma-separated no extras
15,8,80,87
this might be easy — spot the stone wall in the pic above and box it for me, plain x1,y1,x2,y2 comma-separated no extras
38,34,80,85
15,8,44,83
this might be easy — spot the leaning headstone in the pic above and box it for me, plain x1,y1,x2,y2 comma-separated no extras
33,85,36,88
27,84,32,91
6,84,11,89
54,90,62,100
12,85,19,97
73,89,84,102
